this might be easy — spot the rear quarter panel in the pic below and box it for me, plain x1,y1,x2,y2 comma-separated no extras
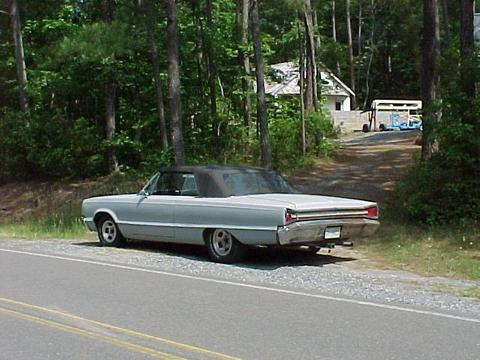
174,198,285,245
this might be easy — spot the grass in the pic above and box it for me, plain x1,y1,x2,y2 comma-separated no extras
0,173,144,240
358,217,480,280
0,202,90,239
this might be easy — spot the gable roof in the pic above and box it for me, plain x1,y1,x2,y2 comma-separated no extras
265,61,355,98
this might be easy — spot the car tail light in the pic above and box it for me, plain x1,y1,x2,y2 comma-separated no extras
285,209,297,224
366,205,379,219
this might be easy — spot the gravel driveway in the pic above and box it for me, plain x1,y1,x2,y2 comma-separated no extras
1,237,479,319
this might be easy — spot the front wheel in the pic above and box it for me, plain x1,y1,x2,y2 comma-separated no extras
97,215,126,247
206,229,245,263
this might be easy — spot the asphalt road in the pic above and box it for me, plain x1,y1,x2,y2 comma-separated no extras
0,248,479,360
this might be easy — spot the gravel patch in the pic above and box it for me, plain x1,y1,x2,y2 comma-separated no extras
1,238,479,318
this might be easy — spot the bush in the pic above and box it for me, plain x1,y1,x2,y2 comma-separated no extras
397,155,480,224
0,108,105,179
268,100,338,171
397,54,480,224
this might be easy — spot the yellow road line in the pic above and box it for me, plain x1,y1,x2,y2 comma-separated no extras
0,297,242,360
0,306,183,360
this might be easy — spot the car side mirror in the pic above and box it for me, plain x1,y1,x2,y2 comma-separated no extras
138,189,149,198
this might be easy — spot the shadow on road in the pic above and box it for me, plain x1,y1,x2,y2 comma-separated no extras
72,240,356,270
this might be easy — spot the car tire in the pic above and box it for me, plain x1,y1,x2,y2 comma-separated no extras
379,124,386,131
362,124,369,133
206,229,245,263
97,215,126,247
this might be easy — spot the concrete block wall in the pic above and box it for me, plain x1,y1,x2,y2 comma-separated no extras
330,111,391,133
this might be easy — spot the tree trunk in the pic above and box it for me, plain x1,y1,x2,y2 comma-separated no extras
297,20,306,155
303,0,317,111
102,0,118,173
313,10,321,62
250,0,272,169
460,0,475,102
138,0,168,150
205,0,218,136
440,0,451,47
421,0,440,161
332,0,341,75
238,0,251,130
166,0,185,165
346,0,356,109
8,0,28,112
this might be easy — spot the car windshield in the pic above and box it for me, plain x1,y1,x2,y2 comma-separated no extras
223,171,296,196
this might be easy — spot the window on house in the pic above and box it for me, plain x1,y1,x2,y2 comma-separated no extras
335,102,342,111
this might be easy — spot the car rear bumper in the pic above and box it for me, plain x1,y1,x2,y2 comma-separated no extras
276,218,379,246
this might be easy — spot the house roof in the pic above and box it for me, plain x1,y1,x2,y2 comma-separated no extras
265,62,355,98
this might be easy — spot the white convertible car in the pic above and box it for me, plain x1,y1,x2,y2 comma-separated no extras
82,165,379,263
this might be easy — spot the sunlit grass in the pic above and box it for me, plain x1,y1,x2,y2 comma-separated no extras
0,203,90,239
358,217,480,280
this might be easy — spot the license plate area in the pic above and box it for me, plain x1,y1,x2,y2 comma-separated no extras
324,226,342,240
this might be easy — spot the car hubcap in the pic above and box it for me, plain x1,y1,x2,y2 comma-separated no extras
101,220,116,243
212,229,232,257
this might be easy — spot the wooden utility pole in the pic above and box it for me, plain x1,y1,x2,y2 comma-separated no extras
363,0,376,109
421,0,440,161
205,0,218,138
346,0,356,109
250,0,272,169
332,0,341,75
8,0,28,112
102,0,119,173
166,0,185,165
303,0,318,111
238,0,251,130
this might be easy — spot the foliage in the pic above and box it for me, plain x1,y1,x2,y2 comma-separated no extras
1,0,431,182
269,99,338,171
397,51,480,224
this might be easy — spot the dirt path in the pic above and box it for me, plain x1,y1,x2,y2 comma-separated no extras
292,131,421,203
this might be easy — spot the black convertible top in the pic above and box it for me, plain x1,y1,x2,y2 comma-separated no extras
157,165,283,197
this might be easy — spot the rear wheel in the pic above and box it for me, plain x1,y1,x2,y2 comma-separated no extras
206,229,245,263
97,215,126,247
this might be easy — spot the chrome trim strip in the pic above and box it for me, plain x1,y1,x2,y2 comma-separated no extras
117,220,276,232
297,211,366,218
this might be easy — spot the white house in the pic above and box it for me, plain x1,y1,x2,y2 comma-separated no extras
265,61,355,112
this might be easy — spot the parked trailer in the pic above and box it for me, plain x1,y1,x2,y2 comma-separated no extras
362,99,422,132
